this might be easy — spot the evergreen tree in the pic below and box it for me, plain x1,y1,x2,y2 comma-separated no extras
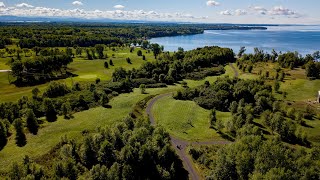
139,84,146,94
14,118,27,147
109,59,114,66
104,61,109,69
0,121,8,150
210,109,217,128
100,94,109,108
44,99,57,122
62,102,72,119
137,50,142,56
26,109,39,135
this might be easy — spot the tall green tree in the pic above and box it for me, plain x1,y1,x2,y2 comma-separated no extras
151,43,161,59
26,109,39,135
210,109,217,128
62,102,72,119
44,99,57,122
95,44,105,59
14,118,27,147
306,61,319,78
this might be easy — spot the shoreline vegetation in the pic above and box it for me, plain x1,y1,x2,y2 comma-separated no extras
0,23,319,179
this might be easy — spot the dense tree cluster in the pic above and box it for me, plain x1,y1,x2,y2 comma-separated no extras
10,53,73,85
189,136,320,179
8,117,187,179
112,46,235,87
0,23,203,49
174,77,273,112
238,48,320,79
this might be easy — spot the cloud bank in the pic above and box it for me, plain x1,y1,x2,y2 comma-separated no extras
0,2,206,21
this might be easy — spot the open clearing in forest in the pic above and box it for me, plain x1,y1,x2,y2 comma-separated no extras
0,47,156,102
152,92,231,141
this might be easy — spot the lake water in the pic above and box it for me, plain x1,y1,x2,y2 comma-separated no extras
149,25,320,55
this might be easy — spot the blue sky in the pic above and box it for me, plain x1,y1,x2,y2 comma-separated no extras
0,0,319,24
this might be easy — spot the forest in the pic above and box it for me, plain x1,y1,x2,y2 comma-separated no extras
0,23,319,179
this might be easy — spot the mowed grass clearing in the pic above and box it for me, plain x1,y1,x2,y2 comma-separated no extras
0,85,181,173
152,95,231,141
0,47,156,102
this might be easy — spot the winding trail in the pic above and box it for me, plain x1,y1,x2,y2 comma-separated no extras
229,63,239,77
0,70,11,73
146,64,238,179
146,93,230,180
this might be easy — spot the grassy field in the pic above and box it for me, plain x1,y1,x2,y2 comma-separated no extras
152,95,231,141
184,64,237,88
0,85,182,172
0,47,156,102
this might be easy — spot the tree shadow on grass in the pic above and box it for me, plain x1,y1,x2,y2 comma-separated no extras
216,130,235,142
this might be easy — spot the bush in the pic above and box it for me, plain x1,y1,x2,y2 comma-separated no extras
137,50,142,56
131,78,157,88
43,82,71,98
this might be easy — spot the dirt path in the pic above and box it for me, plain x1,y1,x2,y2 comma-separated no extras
229,63,239,77
146,93,230,180
0,70,11,73
146,65,238,179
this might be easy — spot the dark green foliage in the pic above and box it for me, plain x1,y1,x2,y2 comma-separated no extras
210,109,217,128
100,94,109,108
14,118,27,147
95,78,101,84
137,50,142,56
32,87,40,99
126,57,132,64
43,82,71,98
104,61,109,69
0,121,8,150
7,117,188,179
185,67,225,80
26,109,39,135
109,59,114,66
151,43,162,59
306,61,320,79
62,102,72,119
238,46,246,57
175,77,273,112
10,54,73,85
112,67,127,82
86,49,93,60
44,98,57,122
139,84,146,94
95,44,105,59
247,65,253,73
191,136,320,180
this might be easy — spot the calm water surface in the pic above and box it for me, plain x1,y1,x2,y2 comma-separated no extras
150,25,320,55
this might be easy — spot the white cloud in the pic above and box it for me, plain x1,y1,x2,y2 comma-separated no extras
0,5,205,22
269,6,299,17
206,0,219,7
72,1,83,6
0,2,5,8
114,5,125,9
235,9,247,16
16,3,34,8
220,10,232,16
